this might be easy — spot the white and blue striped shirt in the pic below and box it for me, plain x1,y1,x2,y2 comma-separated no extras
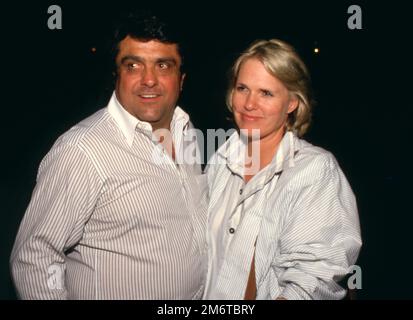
204,131,362,300
10,93,208,299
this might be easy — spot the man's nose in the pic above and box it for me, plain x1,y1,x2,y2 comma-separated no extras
141,67,158,87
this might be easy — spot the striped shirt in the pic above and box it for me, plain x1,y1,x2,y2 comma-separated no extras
203,131,362,300
10,92,208,300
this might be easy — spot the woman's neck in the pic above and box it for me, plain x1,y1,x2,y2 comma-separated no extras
244,128,286,182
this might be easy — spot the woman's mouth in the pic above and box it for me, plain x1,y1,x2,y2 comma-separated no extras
240,113,262,121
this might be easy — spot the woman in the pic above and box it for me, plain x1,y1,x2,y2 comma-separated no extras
203,39,362,300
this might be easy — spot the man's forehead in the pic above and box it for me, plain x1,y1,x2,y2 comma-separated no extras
118,36,181,60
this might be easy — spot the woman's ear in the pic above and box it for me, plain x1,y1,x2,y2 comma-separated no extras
287,96,299,114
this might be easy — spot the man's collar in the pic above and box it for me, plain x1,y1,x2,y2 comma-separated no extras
171,105,190,136
107,92,190,147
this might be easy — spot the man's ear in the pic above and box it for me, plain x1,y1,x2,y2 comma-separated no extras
180,73,186,91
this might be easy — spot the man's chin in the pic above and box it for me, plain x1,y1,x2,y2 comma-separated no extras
136,113,173,131
137,116,161,124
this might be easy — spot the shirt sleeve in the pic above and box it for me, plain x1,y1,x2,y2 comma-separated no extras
273,153,362,300
10,142,103,299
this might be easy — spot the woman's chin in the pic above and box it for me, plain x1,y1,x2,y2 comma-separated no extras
238,127,263,140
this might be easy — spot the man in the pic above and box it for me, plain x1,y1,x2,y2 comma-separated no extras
10,12,207,299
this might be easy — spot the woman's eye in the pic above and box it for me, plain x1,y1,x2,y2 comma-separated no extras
262,90,273,97
236,85,247,92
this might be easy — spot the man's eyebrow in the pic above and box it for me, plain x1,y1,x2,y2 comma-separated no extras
120,55,144,64
156,57,178,65
119,55,178,65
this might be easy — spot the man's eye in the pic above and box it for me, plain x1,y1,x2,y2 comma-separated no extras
158,62,169,69
127,63,138,70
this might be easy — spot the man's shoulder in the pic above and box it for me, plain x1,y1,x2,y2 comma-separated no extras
55,107,111,149
37,108,112,175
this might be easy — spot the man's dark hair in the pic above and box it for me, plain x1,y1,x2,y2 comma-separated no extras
110,10,186,74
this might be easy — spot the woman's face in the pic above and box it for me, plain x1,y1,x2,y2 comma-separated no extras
232,58,298,140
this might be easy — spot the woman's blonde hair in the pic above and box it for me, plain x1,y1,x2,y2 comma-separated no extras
227,39,313,137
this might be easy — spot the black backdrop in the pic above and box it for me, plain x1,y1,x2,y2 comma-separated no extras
1,0,411,299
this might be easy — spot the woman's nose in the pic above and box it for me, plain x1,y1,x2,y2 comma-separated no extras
244,93,258,111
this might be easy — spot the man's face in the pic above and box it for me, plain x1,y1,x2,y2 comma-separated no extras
115,36,185,131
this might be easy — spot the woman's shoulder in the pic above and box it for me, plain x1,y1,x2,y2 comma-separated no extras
284,138,343,185
297,138,339,167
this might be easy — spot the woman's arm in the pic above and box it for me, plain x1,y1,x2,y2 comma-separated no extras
273,153,362,300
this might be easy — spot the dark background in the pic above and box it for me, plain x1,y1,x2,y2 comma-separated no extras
1,0,411,299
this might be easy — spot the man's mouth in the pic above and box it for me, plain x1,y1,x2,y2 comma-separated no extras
138,93,162,101
139,94,161,98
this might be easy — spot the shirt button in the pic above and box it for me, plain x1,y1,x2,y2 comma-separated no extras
229,227,235,234
239,189,243,195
